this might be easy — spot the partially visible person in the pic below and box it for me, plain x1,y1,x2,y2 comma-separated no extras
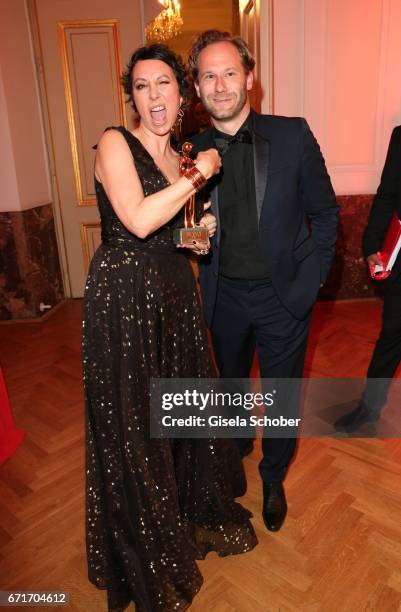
335,126,401,433
194,101,211,132
83,43,257,612
181,101,211,140
188,30,338,533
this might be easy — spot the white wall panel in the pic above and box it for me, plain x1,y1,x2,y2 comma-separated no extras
259,0,401,194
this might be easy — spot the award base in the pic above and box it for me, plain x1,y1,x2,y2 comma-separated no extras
173,226,209,246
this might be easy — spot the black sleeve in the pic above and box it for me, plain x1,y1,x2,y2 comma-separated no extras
363,126,401,257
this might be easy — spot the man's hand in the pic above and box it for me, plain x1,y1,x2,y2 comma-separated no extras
199,201,217,238
367,253,382,269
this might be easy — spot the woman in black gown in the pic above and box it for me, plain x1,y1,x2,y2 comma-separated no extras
83,44,257,612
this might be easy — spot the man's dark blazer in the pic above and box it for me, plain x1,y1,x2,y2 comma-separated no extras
190,112,339,325
363,126,401,285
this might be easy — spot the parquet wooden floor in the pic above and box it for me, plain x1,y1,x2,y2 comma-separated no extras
0,299,400,611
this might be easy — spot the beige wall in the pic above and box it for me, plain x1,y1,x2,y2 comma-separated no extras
0,63,20,212
143,0,161,29
32,0,143,296
259,0,401,195
0,0,51,212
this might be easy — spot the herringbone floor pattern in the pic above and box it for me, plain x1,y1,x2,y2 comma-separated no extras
0,299,400,611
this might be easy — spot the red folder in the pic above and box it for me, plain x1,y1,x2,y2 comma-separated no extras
370,211,401,280
0,368,24,465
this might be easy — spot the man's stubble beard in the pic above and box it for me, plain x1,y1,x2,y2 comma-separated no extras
199,86,248,123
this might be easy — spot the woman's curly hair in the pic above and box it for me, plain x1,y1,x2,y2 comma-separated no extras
121,44,189,111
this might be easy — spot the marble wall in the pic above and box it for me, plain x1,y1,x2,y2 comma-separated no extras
0,195,381,320
0,203,64,320
320,194,380,301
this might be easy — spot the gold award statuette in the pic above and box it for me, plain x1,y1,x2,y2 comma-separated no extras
173,142,209,246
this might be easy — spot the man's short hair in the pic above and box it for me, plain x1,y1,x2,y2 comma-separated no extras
188,30,255,82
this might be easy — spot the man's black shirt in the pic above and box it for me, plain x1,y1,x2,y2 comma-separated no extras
213,111,269,279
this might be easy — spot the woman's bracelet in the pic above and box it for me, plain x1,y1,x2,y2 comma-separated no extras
183,166,207,192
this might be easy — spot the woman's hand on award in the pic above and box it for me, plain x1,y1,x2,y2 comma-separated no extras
176,202,212,255
177,238,210,256
195,148,221,180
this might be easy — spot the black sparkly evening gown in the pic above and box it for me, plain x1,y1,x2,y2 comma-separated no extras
83,127,257,612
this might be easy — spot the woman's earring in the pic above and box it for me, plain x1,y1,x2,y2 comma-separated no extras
177,106,184,130
171,106,185,135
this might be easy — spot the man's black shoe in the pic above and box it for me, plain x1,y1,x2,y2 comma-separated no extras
239,440,254,458
262,482,287,532
334,404,380,433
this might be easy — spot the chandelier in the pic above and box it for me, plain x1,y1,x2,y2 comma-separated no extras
146,0,183,43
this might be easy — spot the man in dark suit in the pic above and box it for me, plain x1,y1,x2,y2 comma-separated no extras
335,126,401,433
188,30,338,531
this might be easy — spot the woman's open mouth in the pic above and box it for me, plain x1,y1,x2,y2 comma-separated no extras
150,105,167,124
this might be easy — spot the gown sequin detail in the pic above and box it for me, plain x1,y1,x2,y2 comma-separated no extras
83,126,257,612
